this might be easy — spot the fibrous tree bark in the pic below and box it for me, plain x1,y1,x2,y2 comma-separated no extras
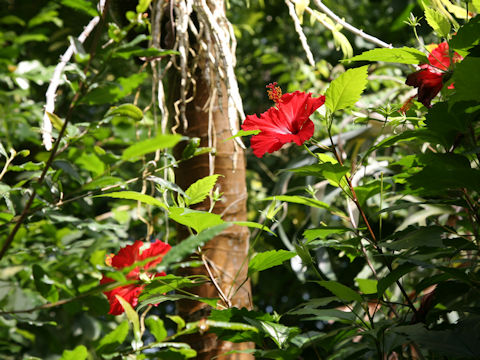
151,0,253,358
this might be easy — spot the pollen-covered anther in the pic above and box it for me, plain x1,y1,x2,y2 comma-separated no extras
105,253,115,266
266,82,283,104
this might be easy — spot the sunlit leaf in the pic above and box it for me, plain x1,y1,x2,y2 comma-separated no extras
122,134,182,161
95,191,167,209
325,66,368,113
348,47,428,64
185,175,221,206
248,250,296,276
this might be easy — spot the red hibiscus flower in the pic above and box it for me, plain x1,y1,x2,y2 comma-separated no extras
405,42,462,108
100,240,171,315
242,82,325,158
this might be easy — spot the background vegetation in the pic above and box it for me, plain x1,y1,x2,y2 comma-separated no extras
1,0,479,359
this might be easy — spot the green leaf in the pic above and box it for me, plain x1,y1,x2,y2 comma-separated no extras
96,321,129,354
106,103,143,122
168,207,224,233
95,191,167,209
425,102,471,148
224,129,261,142
145,316,167,342
317,280,363,303
167,315,186,331
383,227,445,250
137,0,152,13
60,345,88,360
140,294,218,310
158,224,228,271
263,195,330,210
303,227,353,243
46,112,63,131
82,176,122,191
59,0,97,17
452,56,480,102
140,275,195,299
116,295,141,345
232,221,276,236
244,318,300,349
122,134,182,161
450,14,480,50
75,152,105,177
113,47,178,60
148,176,187,196
248,250,296,276
289,163,350,187
32,264,58,303
355,278,377,294
348,47,428,64
185,175,221,206
377,263,415,297
424,8,451,38
81,73,147,105
325,66,368,113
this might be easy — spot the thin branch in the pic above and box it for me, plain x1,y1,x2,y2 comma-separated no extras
201,253,232,308
285,0,315,66
312,0,392,49
42,0,106,150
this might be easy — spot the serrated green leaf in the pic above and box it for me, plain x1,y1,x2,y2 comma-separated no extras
168,207,224,233
95,191,167,209
96,321,129,354
425,8,451,38
106,104,143,121
248,250,296,276
60,345,88,360
348,47,428,64
122,134,182,160
145,316,167,342
325,66,368,113
317,280,363,303
185,175,221,206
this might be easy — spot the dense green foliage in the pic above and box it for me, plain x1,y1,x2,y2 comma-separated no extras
1,0,480,359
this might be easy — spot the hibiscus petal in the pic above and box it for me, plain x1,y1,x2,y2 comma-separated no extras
111,241,143,268
107,285,143,315
140,240,171,270
242,91,324,157
406,69,444,108
250,132,284,157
